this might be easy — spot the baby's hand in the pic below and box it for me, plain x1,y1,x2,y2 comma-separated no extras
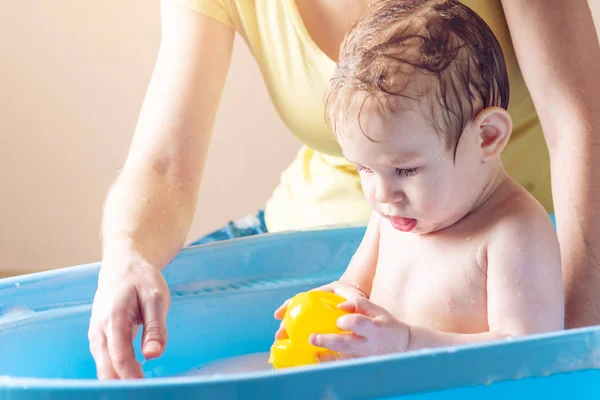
272,281,366,340
273,297,292,340
310,297,409,359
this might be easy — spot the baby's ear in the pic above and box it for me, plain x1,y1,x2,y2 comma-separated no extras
473,107,512,162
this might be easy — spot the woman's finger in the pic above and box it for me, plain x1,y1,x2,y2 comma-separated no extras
88,328,119,380
140,288,169,360
106,315,144,379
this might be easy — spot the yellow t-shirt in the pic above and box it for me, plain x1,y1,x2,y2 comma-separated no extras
171,0,552,232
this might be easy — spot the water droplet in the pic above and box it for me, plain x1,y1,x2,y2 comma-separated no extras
14,282,20,288
517,247,523,252
445,296,455,312
514,366,530,380
160,224,164,230
469,299,474,304
142,197,149,203
502,276,507,283
162,210,166,214
466,236,472,242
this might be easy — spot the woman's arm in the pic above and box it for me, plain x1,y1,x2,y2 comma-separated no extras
102,1,235,269
501,0,600,328
89,1,236,380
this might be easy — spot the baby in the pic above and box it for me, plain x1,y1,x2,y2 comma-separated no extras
274,0,564,361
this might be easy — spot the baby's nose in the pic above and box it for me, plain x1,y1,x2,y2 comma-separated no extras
375,180,404,204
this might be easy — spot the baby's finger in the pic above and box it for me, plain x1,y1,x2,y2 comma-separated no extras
310,333,367,357
333,284,365,302
311,282,336,293
274,299,291,319
352,297,387,318
337,301,356,313
275,320,288,339
336,314,374,337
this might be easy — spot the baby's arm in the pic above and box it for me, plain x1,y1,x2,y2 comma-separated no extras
335,211,382,297
407,213,564,350
273,211,381,326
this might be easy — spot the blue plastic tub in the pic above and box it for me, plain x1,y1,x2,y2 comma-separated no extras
1,224,600,399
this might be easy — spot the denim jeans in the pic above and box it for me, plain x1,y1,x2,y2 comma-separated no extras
187,210,268,246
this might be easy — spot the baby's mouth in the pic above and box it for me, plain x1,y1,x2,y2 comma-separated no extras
387,216,417,232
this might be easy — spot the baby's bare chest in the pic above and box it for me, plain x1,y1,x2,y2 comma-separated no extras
370,231,489,333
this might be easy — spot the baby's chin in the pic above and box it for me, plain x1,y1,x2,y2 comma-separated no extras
410,222,439,236
420,213,473,234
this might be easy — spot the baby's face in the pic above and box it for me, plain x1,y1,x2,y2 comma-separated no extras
336,103,485,234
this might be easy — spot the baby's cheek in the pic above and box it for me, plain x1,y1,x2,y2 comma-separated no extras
361,179,376,201
410,182,435,208
417,183,450,215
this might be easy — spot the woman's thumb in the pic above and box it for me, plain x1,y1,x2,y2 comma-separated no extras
140,289,169,360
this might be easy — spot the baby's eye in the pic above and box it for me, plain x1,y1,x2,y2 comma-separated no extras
394,168,418,177
356,165,373,173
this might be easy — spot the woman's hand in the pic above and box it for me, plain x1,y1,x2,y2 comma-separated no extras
88,246,170,380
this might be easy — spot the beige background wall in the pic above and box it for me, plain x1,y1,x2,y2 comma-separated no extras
1,1,599,277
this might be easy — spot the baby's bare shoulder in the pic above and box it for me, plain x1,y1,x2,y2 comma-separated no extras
476,183,564,334
480,182,559,268
492,184,554,238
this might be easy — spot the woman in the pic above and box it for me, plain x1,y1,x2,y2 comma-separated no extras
88,0,600,380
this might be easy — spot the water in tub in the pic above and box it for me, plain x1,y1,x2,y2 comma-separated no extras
183,352,273,376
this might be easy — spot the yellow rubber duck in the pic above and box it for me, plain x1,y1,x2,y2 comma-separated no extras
269,290,349,369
